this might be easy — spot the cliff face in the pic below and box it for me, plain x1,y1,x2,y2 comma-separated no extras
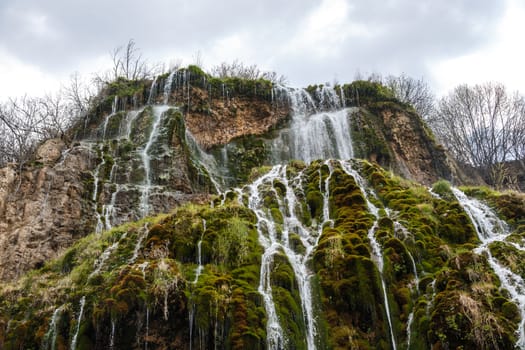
0,140,93,280
183,86,289,149
0,76,455,281
1,71,524,350
351,102,451,185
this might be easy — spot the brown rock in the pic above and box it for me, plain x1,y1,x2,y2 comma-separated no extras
36,138,66,165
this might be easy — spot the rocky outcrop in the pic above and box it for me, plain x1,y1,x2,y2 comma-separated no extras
0,74,462,282
351,102,452,185
184,88,289,149
0,141,94,280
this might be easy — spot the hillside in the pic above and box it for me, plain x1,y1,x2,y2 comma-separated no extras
1,68,524,349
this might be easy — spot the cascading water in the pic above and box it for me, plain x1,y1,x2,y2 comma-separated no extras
103,96,119,139
245,159,334,350
406,313,414,349
193,219,206,284
147,76,158,105
110,319,116,349
426,279,437,317
209,85,394,349
189,219,206,350
43,306,62,350
452,188,525,348
92,144,106,234
247,167,285,348
392,221,418,349
129,224,149,264
270,86,355,163
102,164,119,231
71,296,86,350
163,70,176,104
77,78,408,349
339,160,397,350
139,105,170,217
185,129,224,194
89,233,127,279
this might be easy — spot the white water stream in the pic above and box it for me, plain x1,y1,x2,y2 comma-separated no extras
339,160,397,350
452,188,525,348
44,306,63,350
92,144,106,234
70,296,86,350
270,87,354,163
139,105,170,217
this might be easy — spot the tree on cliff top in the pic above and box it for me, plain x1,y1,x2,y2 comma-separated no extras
210,59,287,84
384,74,436,120
433,82,525,189
111,39,153,81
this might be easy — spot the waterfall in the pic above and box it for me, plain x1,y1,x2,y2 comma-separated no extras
129,224,149,264
452,188,525,348
406,312,414,349
193,219,206,284
70,296,86,350
147,76,158,105
228,86,358,349
426,279,437,317
246,162,334,349
89,241,119,278
125,109,142,140
102,164,119,231
185,129,224,194
189,220,206,350
139,105,170,217
43,306,63,350
163,70,176,104
92,144,106,234
248,166,287,349
89,233,126,279
102,96,119,139
270,86,355,163
109,319,116,349
339,160,397,350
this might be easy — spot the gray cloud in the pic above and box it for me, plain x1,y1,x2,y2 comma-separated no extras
0,0,508,92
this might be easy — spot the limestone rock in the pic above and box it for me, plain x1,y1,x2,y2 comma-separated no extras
36,138,66,164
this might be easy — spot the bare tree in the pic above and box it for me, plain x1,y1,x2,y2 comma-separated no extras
384,74,435,120
433,82,525,188
64,72,93,116
110,39,151,81
39,92,73,141
210,59,287,84
0,97,46,170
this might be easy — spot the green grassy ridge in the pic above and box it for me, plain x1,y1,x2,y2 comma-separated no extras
0,160,523,349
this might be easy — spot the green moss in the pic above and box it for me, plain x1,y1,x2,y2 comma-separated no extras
431,179,455,201
210,135,269,186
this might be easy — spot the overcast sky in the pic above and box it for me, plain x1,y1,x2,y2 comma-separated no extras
1,0,524,100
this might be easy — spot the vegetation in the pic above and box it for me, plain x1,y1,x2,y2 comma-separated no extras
1,160,522,349
1,39,525,350
0,202,265,349
432,83,525,189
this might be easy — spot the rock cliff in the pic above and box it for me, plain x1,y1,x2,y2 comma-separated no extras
0,73,456,281
1,69,524,350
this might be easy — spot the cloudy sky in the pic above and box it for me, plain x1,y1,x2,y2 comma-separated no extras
1,0,524,100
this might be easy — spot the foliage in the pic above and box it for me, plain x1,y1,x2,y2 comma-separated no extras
343,80,397,107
